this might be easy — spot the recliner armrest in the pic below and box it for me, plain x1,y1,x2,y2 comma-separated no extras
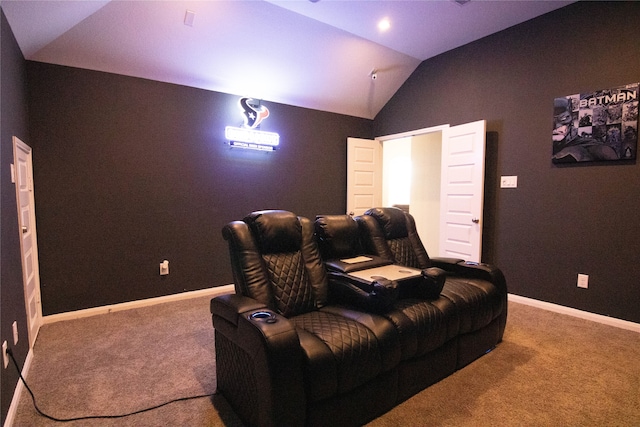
211,294,302,356
418,267,446,299
210,293,268,326
211,294,307,427
430,257,465,266
430,258,508,296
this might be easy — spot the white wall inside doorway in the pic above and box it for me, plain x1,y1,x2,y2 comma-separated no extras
382,137,411,207
382,131,442,257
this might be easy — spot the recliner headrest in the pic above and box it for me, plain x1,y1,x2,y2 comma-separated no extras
364,207,408,240
315,215,360,258
244,210,302,254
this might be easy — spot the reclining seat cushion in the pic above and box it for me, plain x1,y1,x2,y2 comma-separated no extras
244,210,325,317
439,276,504,335
290,308,397,402
382,296,455,359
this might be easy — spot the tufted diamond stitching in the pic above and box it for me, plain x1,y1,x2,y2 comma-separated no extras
263,251,315,317
388,238,419,268
393,299,449,355
292,311,383,393
394,299,442,334
215,333,259,425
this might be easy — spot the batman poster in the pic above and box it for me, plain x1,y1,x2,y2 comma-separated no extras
552,83,638,163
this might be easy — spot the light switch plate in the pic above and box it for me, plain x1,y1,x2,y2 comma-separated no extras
160,260,169,276
12,321,18,345
577,273,589,289
500,176,518,188
2,341,8,369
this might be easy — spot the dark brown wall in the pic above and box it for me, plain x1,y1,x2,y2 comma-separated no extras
375,1,640,323
1,8,30,425
26,62,373,315
3,3,639,421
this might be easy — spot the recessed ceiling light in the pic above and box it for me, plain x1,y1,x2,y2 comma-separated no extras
378,18,391,32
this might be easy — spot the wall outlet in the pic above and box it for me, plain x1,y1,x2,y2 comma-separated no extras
160,260,169,276
577,273,589,289
500,175,518,188
2,341,8,369
12,321,18,345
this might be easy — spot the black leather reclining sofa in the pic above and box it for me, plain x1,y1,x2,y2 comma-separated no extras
211,207,507,427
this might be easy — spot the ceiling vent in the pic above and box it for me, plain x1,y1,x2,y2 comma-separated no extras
184,10,195,27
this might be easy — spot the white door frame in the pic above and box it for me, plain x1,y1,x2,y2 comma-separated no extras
13,136,43,349
376,124,451,143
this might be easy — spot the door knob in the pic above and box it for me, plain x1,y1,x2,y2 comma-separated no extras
471,218,480,224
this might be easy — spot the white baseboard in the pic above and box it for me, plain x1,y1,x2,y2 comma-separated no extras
43,285,235,325
3,348,34,427
508,294,640,333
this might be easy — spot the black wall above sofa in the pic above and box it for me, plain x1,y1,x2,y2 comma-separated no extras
26,62,373,315
374,1,640,323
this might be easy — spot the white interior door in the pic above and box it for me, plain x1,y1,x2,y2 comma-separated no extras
439,120,486,262
13,137,42,348
346,137,382,216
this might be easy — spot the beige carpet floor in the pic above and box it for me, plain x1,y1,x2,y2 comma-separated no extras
10,296,640,426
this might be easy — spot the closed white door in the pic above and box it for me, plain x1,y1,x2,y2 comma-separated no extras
13,137,42,348
439,120,486,262
346,137,382,216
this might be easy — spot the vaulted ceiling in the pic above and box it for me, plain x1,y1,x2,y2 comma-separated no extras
2,0,574,119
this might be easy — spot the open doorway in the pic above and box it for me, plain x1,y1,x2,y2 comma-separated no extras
382,131,443,257
347,120,486,261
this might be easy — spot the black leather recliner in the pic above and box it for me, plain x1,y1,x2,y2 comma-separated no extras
212,208,508,426
315,208,507,398
211,210,402,427
356,207,508,369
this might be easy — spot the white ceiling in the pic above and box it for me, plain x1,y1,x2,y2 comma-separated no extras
2,0,574,119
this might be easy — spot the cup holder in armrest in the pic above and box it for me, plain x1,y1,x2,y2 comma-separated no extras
249,311,278,323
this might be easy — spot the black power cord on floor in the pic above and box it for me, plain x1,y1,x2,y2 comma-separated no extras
6,348,215,422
